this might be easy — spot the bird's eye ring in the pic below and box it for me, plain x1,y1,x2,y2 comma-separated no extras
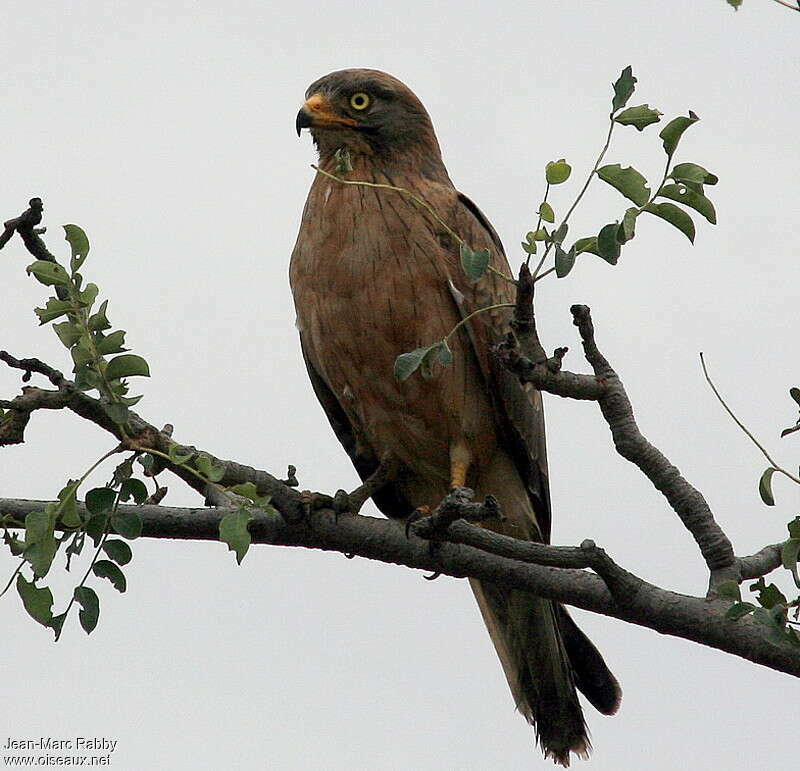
349,92,371,111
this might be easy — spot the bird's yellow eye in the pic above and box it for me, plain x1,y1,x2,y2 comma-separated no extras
349,92,371,111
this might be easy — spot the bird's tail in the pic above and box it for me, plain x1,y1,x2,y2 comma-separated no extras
470,580,619,766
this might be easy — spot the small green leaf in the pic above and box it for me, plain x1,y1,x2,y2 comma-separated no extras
618,208,638,244
531,229,548,241
597,164,651,207
103,402,130,425
643,202,696,243
102,539,133,566
74,586,100,634
110,511,142,540
726,0,743,9
24,509,57,579
555,245,577,278
228,482,259,501
220,508,254,565
788,516,800,540
750,577,787,609
53,321,82,349
611,65,636,112
759,467,776,506
85,514,108,547
77,282,99,309
35,298,75,324
64,224,90,273
49,612,67,640
95,330,127,356
16,574,53,626
614,103,663,131
725,602,756,621
394,342,450,382
459,243,491,283
658,183,716,224
521,240,536,255
438,340,453,367
538,202,555,223
572,237,600,256
659,112,699,158
552,222,568,245
26,260,70,287
597,223,621,264
670,163,718,186
716,581,742,601
333,147,353,174
545,159,572,185
196,454,227,483
57,483,81,529
120,478,148,504
781,538,800,589
92,560,127,593
168,445,195,465
86,487,117,515
105,354,150,381
789,388,800,407
88,300,111,332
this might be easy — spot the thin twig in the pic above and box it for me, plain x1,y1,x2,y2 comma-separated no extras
700,352,800,485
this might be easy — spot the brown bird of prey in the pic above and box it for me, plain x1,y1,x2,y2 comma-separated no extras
291,69,620,765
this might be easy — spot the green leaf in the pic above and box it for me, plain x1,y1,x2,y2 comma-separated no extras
196,454,227,483
24,509,57,578
74,586,100,634
572,237,600,256
88,299,111,332
597,164,651,207
219,508,254,565
597,223,621,264
614,104,662,131
64,224,90,273
750,577,787,609
110,511,142,540
611,66,636,112
788,516,800,540
759,467,776,506
643,202,696,243
538,202,555,223
26,260,70,287
545,159,571,185
782,537,800,588
227,482,259,501
57,483,81,528
95,330,127,356
77,282,99,309
726,0,743,8
86,487,116,515
789,387,800,407
105,354,150,381
103,402,130,426
670,163,718,186
53,321,82,349
725,602,755,621
333,147,353,174
716,581,742,601
102,539,133,566
555,245,576,279
658,183,716,224
49,612,67,640
92,560,127,593
168,445,195,465
394,342,451,382
85,514,108,547
35,298,75,324
659,112,699,158
618,208,638,244
459,243,491,283
120,478,148,504
16,574,53,626
552,222,568,245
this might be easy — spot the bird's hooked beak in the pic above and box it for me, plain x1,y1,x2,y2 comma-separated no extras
296,93,359,136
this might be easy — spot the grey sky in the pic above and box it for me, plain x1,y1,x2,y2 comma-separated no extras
2,1,798,769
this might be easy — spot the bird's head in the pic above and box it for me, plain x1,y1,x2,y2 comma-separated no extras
296,69,445,172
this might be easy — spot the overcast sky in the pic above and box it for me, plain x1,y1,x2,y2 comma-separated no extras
2,1,798,769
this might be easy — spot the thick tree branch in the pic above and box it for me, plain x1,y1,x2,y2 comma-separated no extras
498,265,737,588
2,495,798,678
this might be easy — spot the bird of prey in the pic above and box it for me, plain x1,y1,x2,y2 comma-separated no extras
291,69,620,765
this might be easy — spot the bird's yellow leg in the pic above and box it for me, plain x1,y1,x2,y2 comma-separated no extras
450,442,472,489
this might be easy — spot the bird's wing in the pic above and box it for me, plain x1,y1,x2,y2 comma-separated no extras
298,333,414,518
450,191,553,542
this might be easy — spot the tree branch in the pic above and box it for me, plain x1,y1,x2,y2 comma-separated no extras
498,265,737,589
